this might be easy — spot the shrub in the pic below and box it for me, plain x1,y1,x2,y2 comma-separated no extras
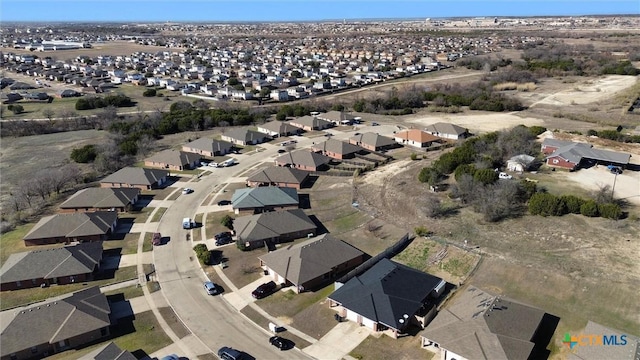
528,192,565,216
193,244,211,265
454,164,477,181
418,166,443,185
560,195,585,214
221,215,234,229
414,226,431,237
9,104,24,114
143,88,157,97
587,129,598,136
528,126,547,136
473,168,498,185
410,153,418,161
70,144,98,163
580,200,599,217
598,203,622,220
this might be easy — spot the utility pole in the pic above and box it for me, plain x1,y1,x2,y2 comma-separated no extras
611,171,618,199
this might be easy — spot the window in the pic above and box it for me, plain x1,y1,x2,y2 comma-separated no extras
553,159,559,164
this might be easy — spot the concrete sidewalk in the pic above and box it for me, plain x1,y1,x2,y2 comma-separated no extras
102,252,153,270
302,321,372,360
109,296,151,319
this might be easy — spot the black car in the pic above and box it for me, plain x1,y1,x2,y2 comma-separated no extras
269,336,294,351
217,347,243,360
217,200,231,206
215,232,233,246
277,149,286,153
251,281,277,299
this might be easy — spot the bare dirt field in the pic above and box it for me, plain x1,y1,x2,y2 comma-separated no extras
3,41,169,62
523,75,638,107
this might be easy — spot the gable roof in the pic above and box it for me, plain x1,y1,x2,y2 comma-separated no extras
420,286,549,360
234,209,317,242
24,212,117,240
546,142,631,165
329,258,444,331
507,154,536,165
184,137,233,154
258,121,299,134
317,111,356,122
145,149,201,166
423,122,468,136
275,150,332,168
394,129,440,144
1,286,111,356
289,115,333,129
80,342,137,360
100,167,169,186
349,132,396,148
59,188,140,210
258,234,365,285
541,138,575,149
311,139,364,155
223,128,268,143
231,187,299,209
246,166,309,185
0,242,103,283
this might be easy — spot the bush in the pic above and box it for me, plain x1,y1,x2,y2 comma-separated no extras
580,200,599,217
598,203,622,220
528,192,565,216
473,168,498,185
193,244,211,265
414,226,431,237
70,144,98,163
560,195,585,214
418,166,443,185
9,104,24,114
410,153,418,160
143,88,157,97
221,215,234,230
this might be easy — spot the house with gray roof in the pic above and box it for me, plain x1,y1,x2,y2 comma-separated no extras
79,342,137,360
234,209,317,250
221,128,269,146
182,138,233,157
423,122,470,140
420,286,560,360
246,166,310,189
23,211,117,246
0,286,111,360
317,111,357,126
542,139,632,170
311,139,365,159
144,149,202,171
259,234,366,293
567,321,639,360
59,188,140,213
0,242,103,291
289,115,333,131
231,186,299,214
275,150,333,171
100,167,169,190
257,121,301,137
329,258,446,338
349,132,397,151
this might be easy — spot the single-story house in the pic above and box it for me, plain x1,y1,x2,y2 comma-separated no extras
259,234,366,293
182,138,234,157
246,166,310,189
0,286,111,360
507,154,536,173
234,209,318,250
230,186,299,214
274,150,333,171
23,212,117,246
144,149,202,171
566,321,639,360
423,122,470,140
317,111,357,126
349,132,397,152
100,167,169,190
311,139,365,160
80,342,137,360
394,129,441,149
542,139,631,170
57,89,80,98
329,258,446,338
540,138,575,155
257,121,301,137
420,286,560,360
0,242,103,291
289,116,333,131
221,128,269,146
59,188,140,213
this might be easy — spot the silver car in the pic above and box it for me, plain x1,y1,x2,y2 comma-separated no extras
204,281,218,295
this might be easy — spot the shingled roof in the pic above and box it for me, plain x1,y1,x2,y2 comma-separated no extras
311,139,364,155
258,121,300,135
258,234,364,286
546,142,631,165
223,128,268,143
275,150,332,169
145,149,201,167
231,187,299,210
100,167,169,186
23,212,117,240
349,132,396,148
234,209,317,242
1,286,111,357
80,342,137,360
394,129,440,143
329,258,444,331
184,138,233,154
59,188,140,210
317,111,357,123
246,166,309,185
423,122,468,137
289,116,333,129
0,242,103,284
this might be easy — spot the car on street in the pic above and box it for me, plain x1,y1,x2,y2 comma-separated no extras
251,281,277,299
269,336,294,350
277,149,286,153
200,161,210,167
204,281,219,295
152,232,162,246
498,172,513,180
217,346,243,360
182,188,194,194
371,122,379,126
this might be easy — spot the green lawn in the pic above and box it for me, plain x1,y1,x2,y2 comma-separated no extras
104,285,144,300
103,233,140,255
151,207,168,222
258,285,334,319
158,306,191,339
0,223,44,264
125,206,155,223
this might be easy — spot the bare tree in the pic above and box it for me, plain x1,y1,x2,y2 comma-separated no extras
42,108,55,122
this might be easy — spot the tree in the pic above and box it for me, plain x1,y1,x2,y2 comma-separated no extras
70,144,98,163
276,112,287,121
143,88,157,97
259,88,271,98
528,192,564,216
221,215,234,230
473,168,498,185
193,244,211,265
42,109,55,122
9,104,24,114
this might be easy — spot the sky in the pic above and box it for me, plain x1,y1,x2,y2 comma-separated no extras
1,0,638,23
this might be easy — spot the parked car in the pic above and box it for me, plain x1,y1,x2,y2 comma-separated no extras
182,188,194,194
498,172,513,180
215,232,233,246
217,200,231,206
217,347,243,360
160,355,180,360
269,336,294,351
277,149,286,153
251,281,277,299
371,122,379,126
204,281,219,295
208,162,220,167
200,161,210,167
152,232,162,246
608,165,623,174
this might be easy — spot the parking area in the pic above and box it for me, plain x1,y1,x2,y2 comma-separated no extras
560,165,640,206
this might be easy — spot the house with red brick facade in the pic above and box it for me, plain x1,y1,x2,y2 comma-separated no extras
274,150,332,171
542,138,631,170
230,187,299,215
311,139,365,159
234,209,317,250
144,149,201,171
246,166,310,189
23,212,117,246
349,132,397,152
394,129,441,150
182,138,233,157
100,167,169,190
289,116,333,131
59,188,140,213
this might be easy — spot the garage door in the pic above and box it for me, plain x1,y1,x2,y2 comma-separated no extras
346,309,359,322
361,316,375,330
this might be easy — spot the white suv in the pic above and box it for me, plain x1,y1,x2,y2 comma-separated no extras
498,172,513,180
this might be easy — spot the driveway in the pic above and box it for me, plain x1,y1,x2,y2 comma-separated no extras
303,321,372,360
109,296,151,319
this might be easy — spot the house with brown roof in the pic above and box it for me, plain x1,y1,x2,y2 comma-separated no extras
275,150,333,171
100,167,169,190
311,139,365,159
349,132,397,151
0,286,111,360
394,129,441,149
79,342,137,360
144,149,202,171
234,209,317,250
257,121,301,137
230,187,299,215
420,286,560,360
423,122,470,140
59,188,140,213
182,138,233,157
23,212,117,246
246,166,310,189
221,128,269,146
0,242,103,291
259,234,366,293
289,116,333,131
